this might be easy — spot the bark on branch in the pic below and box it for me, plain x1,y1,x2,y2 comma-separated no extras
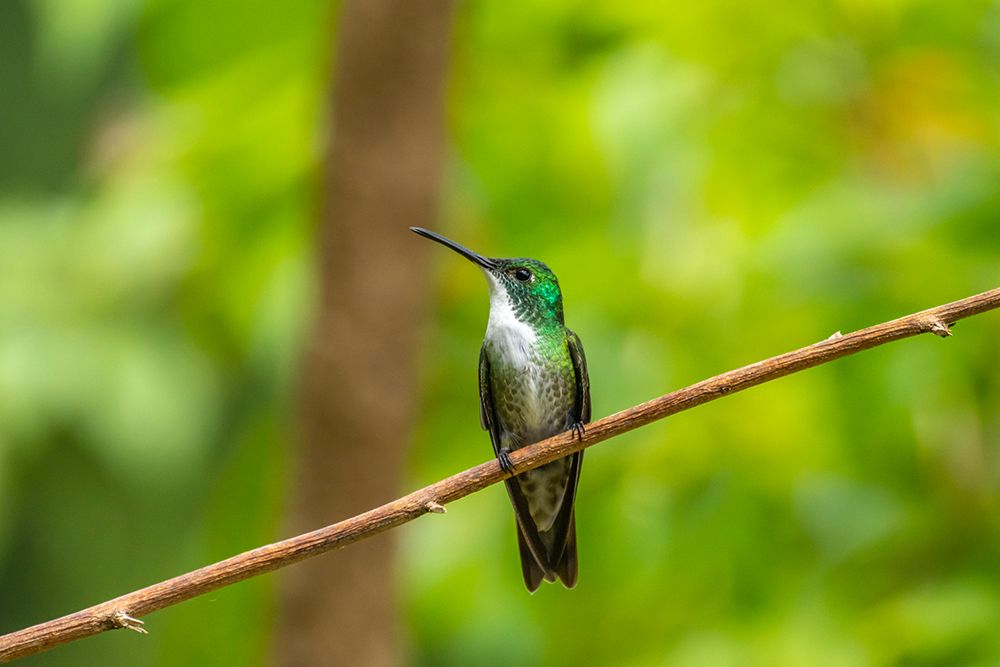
2,286,999,663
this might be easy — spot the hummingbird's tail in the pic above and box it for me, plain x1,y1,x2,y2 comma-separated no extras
516,525,546,592
554,518,578,588
516,513,578,592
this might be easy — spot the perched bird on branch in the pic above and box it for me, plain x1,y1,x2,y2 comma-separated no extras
412,228,591,591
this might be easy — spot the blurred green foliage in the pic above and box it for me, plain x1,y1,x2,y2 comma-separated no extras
3,0,1000,665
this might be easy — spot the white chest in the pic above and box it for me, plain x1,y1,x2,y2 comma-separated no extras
485,287,537,368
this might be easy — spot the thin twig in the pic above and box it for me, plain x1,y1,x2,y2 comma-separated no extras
2,287,999,663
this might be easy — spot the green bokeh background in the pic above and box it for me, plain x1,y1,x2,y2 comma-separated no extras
3,1,1000,665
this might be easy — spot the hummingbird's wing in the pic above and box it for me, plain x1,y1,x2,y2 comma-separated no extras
567,328,591,424
545,328,591,588
479,345,553,590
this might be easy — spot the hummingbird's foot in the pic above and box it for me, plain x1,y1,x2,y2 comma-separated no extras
498,449,516,476
571,421,586,442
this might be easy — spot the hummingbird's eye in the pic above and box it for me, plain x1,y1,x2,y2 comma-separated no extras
513,268,532,282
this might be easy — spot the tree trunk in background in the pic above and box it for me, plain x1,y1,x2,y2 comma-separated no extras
276,2,453,666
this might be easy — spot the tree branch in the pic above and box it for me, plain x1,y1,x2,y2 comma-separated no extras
2,287,999,663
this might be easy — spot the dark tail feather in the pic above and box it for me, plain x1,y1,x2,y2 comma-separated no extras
554,515,578,589
517,512,579,592
517,524,546,592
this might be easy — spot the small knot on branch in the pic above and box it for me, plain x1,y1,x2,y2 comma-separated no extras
929,320,952,337
424,501,446,514
827,331,843,340
110,610,147,635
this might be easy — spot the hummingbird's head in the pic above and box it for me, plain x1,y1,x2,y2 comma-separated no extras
487,256,564,325
410,227,565,326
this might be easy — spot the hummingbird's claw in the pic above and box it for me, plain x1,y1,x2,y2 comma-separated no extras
498,449,516,476
571,421,586,442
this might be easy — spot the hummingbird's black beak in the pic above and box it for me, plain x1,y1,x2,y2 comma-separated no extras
410,227,497,270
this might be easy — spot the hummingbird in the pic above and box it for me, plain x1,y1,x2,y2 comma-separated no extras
412,227,591,591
